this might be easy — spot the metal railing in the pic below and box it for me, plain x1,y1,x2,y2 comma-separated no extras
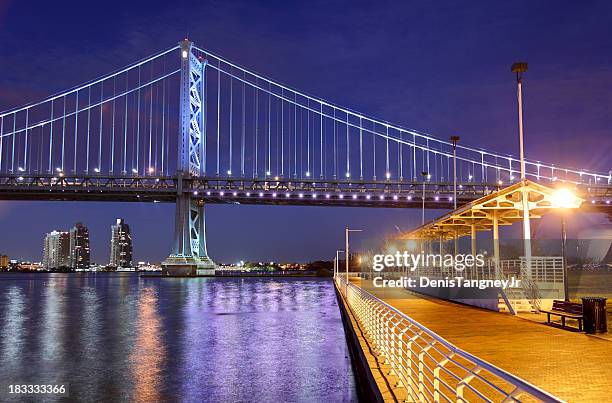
335,275,562,402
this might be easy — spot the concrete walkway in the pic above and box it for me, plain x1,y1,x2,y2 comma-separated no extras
350,278,612,402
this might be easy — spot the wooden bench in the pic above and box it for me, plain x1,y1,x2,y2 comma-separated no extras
541,300,583,331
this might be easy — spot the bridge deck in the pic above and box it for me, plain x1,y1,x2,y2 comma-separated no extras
349,278,612,402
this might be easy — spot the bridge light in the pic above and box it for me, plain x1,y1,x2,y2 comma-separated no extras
591,200,595,204
285,193,290,198
149,167,155,174
246,192,250,196
94,168,100,173
274,176,279,181
220,192,225,196
459,185,463,189
272,193,277,197
468,174,473,180
18,167,24,172
427,174,431,180
266,170,271,176
227,170,232,175
305,171,311,177
312,193,317,198
325,194,330,199
448,196,453,201
434,196,439,201
393,195,398,201
299,193,304,198
366,195,371,200
352,194,357,199
345,172,350,178
607,200,610,204
56,167,62,172
232,192,237,196
379,195,384,200
17,176,23,181
182,50,188,59
206,191,211,196
132,168,138,174
58,172,64,177
385,172,391,179
339,194,344,199
497,180,503,185
259,192,264,197
193,191,198,196
510,175,515,180
407,195,412,201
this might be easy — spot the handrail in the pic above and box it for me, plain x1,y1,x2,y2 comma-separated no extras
335,275,563,402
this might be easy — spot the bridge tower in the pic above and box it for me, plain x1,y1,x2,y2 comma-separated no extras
162,39,216,276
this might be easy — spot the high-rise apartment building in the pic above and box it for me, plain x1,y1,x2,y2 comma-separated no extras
43,231,70,269
110,218,132,268
69,222,90,270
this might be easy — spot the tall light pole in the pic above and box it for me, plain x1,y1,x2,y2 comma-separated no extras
335,249,344,278
512,62,528,180
561,213,569,301
345,226,363,288
421,171,429,225
450,136,460,210
512,62,532,275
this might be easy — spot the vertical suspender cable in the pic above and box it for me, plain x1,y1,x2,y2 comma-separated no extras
24,108,29,171
73,91,79,172
229,75,233,174
61,95,66,171
148,67,153,173
11,113,16,172
136,67,140,174
372,122,376,179
160,71,165,175
99,82,103,171
216,59,221,176
123,76,128,174
111,78,116,173
281,89,284,176
385,125,389,177
241,73,245,177
49,101,53,173
320,102,323,178
267,83,271,175
86,88,91,173
346,113,349,177
359,116,363,179
333,108,336,178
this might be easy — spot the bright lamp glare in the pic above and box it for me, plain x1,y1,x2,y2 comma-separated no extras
552,188,576,209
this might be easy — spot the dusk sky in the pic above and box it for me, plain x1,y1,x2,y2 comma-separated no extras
0,1,610,264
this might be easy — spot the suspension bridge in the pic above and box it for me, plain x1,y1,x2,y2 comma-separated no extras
0,39,610,274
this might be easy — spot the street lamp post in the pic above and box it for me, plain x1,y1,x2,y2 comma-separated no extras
512,62,532,275
561,213,569,301
345,226,363,289
421,171,429,225
450,136,460,210
335,249,344,278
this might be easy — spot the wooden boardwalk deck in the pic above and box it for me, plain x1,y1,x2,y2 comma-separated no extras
349,278,612,402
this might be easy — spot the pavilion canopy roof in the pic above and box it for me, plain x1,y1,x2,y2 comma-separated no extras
397,180,583,240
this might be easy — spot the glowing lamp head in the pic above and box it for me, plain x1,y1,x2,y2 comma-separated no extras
552,188,579,209
182,50,188,59
305,171,311,177
385,172,391,179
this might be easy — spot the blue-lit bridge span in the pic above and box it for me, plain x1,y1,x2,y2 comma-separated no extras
0,39,610,273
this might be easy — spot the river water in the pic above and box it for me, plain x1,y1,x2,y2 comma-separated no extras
0,274,358,402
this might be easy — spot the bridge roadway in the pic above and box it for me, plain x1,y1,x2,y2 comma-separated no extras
0,174,610,213
347,277,612,402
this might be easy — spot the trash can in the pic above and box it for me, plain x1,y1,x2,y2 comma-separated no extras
581,297,607,334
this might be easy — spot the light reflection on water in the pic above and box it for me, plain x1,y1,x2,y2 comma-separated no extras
0,274,358,402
